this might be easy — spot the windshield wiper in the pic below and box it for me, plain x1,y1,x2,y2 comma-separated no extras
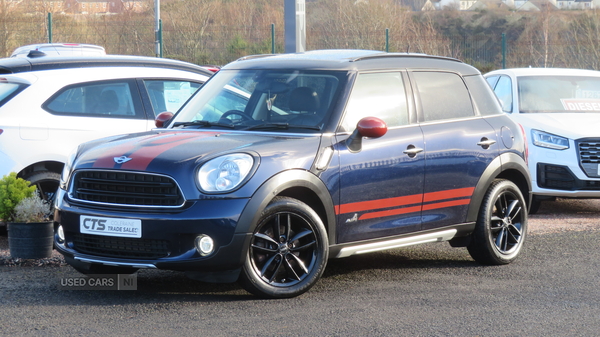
173,120,235,129
243,122,321,131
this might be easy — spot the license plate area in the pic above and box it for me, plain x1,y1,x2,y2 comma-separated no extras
80,216,142,238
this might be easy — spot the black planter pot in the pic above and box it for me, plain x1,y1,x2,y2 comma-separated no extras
7,222,54,259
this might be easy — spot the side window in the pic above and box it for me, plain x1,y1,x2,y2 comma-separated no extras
493,75,513,113
464,75,503,116
143,80,202,116
340,72,409,132
413,71,474,122
44,80,143,118
0,82,28,108
486,75,500,89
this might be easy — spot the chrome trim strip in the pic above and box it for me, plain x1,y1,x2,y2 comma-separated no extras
74,256,157,269
335,229,457,258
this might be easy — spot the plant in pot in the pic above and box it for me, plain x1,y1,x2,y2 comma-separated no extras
0,172,54,259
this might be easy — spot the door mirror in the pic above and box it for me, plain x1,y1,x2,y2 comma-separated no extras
346,117,387,152
155,111,174,128
356,117,388,138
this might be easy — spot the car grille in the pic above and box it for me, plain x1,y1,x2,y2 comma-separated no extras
71,170,184,207
72,234,170,259
578,140,600,178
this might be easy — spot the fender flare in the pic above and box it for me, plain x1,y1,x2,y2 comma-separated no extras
235,169,337,244
466,152,531,223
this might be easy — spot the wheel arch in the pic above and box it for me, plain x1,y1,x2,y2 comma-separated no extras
17,160,64,179
236,169,336,245
466,152,531,223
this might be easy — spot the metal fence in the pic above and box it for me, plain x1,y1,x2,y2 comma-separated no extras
2,15,600,72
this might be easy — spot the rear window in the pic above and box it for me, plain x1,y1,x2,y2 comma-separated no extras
0,80,28,108
43,80,145,119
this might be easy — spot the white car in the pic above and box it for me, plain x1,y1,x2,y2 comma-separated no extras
11,43,106,58
485,68,600,213
0,55,212,208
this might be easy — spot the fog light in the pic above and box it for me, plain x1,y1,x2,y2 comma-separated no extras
57,225,65,243
195,235,215,256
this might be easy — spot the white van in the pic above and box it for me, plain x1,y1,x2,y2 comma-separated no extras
11,43,106,58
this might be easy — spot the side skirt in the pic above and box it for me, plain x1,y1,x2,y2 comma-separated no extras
330,223,475,259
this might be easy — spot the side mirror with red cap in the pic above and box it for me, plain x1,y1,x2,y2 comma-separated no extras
346,117,388,152
155,111,174,128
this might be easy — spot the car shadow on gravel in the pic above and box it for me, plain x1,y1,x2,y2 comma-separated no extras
1,234,486,302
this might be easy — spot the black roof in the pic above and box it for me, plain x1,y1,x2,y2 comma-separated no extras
224,49,479,76
0,55,214,76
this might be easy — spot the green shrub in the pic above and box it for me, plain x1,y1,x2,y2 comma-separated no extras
0,172,37,222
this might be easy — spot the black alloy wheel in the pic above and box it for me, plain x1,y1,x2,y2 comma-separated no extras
240,197,328,299
468,179,527,265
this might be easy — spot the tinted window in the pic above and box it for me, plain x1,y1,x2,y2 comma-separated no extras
44,80,144,119
143,80,202,116
464,75,503,116
413,72,474,122
340,72,409,132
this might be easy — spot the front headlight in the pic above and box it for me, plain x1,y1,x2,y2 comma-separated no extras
531,129,569,150
60,146,79,190
197,153,254,193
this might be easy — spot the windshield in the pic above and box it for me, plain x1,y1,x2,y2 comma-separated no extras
518,75,600,113
171,69,347,132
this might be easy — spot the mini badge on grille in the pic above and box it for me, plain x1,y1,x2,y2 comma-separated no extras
114,156,132,164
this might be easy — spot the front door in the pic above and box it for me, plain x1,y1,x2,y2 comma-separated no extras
332,71,425,243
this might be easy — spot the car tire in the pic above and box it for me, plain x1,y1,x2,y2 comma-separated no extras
22,171,61,205
467,179,527,265
239,196,329,299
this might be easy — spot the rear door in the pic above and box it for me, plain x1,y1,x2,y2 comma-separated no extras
410,71,499,230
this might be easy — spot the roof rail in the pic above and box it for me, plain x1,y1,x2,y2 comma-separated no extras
235,54,276,62
351,53,462,63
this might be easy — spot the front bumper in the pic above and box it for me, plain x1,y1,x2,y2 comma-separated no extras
55,195,252,273
534,162,600,197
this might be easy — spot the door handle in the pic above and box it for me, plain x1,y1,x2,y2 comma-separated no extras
403,146,423,158
477,138,496,149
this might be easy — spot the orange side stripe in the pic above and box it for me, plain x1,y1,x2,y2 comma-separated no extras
423,187,475,202
359,205,422,220
336,187,475,215
421,198,471,211
337,194,422,215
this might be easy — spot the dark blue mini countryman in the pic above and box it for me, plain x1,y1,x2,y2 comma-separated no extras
55,50,531,298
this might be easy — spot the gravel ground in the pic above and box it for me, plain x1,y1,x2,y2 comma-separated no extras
0,197,598,266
